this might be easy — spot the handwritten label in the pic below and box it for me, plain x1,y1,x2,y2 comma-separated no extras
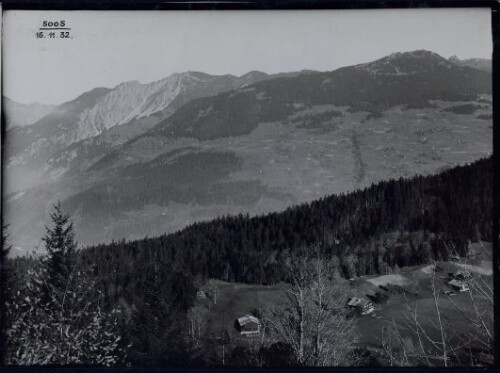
35,20,72,39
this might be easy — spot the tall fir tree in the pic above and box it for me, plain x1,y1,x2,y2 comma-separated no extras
42,202,77,295
6,207,126,366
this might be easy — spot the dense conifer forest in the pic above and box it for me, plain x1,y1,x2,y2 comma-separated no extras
72,156,492,306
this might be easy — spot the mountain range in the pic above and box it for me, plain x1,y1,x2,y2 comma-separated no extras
448,55,492,73
3,50,492,254
3,98,55,129
4,70,308,184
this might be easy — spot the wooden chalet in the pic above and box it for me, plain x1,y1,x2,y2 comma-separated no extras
453,270,472,281
236,314,261,336
347,297,374,315
196,290,207,300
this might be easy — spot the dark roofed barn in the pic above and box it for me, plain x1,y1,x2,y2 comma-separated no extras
347,297,374,315
236,314,261,336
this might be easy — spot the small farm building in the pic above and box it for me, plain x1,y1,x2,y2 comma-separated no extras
236,315,261,336
453,270,472,280
448,279,469,292
347,297,374,315
196,290,207,300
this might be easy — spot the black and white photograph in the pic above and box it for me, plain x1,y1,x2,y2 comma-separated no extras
0,6,495,368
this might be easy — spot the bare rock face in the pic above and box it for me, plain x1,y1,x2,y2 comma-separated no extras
4,71,279,174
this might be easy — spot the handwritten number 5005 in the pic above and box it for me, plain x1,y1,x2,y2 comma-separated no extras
43,21,66,27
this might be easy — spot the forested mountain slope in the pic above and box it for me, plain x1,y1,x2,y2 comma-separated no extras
79,157,492,305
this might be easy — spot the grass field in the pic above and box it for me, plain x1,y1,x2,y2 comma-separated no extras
367,274,412,287
355,241,492,353
194,242,492,361
197,280,285,341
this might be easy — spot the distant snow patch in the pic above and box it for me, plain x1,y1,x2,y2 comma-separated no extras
420,264,435,274
455,262,492,276
9,191,26,202
256,91,268,100
367,274,411,287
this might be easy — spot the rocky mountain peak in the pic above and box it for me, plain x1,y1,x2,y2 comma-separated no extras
356,50,453,76
448,55,492,73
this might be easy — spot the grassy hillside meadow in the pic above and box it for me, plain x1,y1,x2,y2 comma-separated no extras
192,242,492,357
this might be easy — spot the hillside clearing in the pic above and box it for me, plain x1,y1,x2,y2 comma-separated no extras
367,274,412,287
455,262,492,276
199,280,285,339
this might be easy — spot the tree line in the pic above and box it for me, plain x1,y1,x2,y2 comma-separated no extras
1,156,493,366
80,156,491,305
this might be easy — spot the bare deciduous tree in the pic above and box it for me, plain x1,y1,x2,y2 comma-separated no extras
310,257,358,366
380,259,493,367
265,247,358,366
207,284,218,305
187,305,209,348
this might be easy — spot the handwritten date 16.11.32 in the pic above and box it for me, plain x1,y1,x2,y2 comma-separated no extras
36,20,72,39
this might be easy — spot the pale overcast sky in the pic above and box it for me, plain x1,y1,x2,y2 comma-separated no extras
3,8,492,105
